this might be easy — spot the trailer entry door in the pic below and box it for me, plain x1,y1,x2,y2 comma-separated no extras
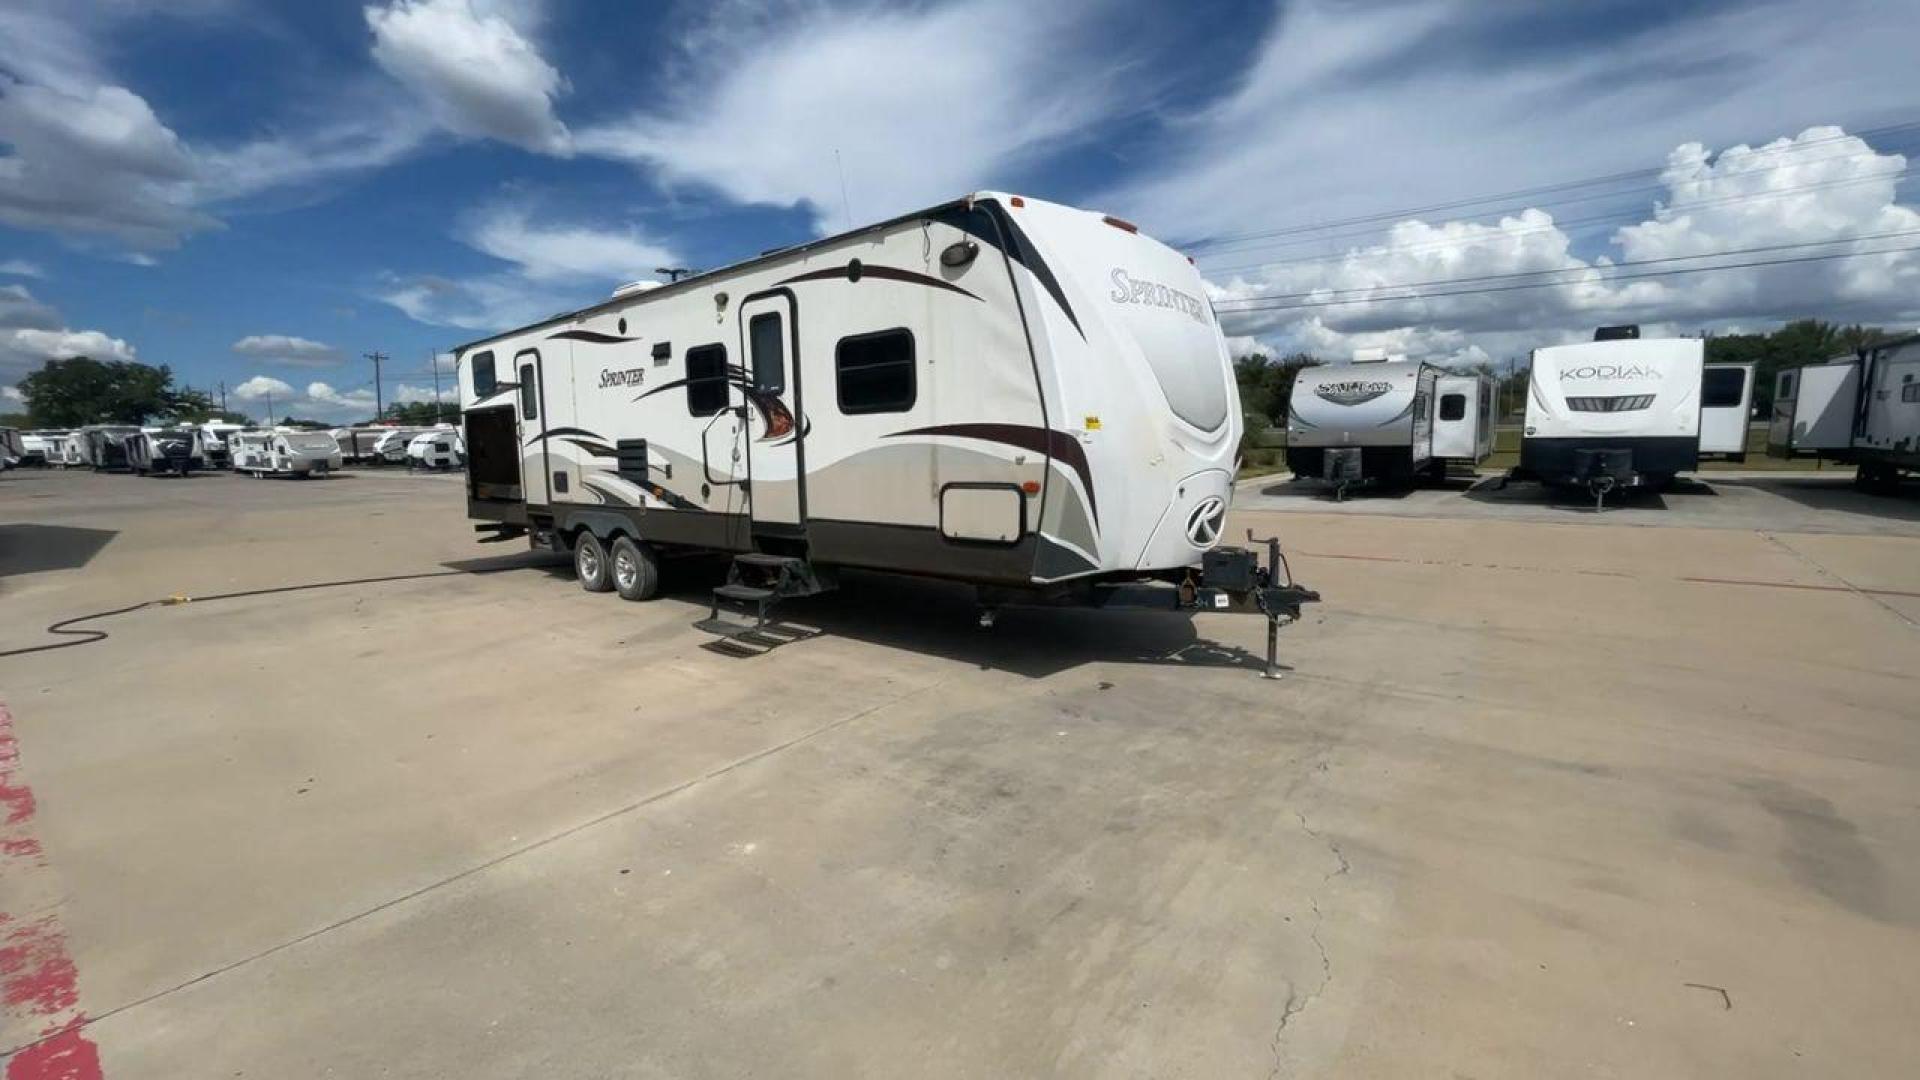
515,349,550,506
738,291,805,534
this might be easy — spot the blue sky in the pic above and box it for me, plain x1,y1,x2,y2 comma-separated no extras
2,0,1917,420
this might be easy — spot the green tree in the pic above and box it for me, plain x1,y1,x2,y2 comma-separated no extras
1706,318,1885,416
17,357,199,426
1233,351,1321,424
380,400,459,425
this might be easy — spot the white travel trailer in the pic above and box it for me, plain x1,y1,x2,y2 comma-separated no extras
331,426,398,462
456,192,1317,666
57,434,85,467
231,429,344,478
1699,362,1755,460
1770,334,1920,490
406,429,464,470
1286,357,1437,492
123,427,205,476
370,427,434,464
198,422,249,468
1517,329,1703,494
73,425,143,471
1286,357,1490,494
21,431,66,466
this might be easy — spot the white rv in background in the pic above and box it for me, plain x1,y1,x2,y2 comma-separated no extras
21,431,66,466
1699,362,1755,460
406,429,464,470
1770,334,1920,490
198,422,248,468
370,427,435,464
231,429,344,478
124,428,205,475
1286,355,1490,493
1518,327,1703,491
331,426,398,462
74,425,143,471
455,191,1317,662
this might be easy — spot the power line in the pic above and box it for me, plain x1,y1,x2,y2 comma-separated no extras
1184,118,1920,252
1201,165,1919,277
1212,227,1920,307
1216,242,1920,316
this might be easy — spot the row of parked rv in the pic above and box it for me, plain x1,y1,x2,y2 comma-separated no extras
0,422,468,477
1285,325,1919,498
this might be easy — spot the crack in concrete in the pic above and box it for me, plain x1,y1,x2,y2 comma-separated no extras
1762,531,1918,631
1264,810,1349,1079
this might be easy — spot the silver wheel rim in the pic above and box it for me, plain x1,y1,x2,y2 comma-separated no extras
579,545,600,579
614,550,637,590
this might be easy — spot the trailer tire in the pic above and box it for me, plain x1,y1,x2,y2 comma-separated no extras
574,532,614,592
609,536,661,601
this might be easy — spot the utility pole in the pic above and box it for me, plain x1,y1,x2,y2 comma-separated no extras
365,350,388,419
430,348,442,418
218,380,227,413
265,390,274,426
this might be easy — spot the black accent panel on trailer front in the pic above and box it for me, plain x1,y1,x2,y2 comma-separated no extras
1519,436,1698,483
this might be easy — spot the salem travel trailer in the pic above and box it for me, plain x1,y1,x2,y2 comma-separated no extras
231,429,344,477
457,192,1316,669
1699,362,1755,460
73,425,142,471
406,429,464,470
1517,331,1703,494
1770,335,1920,490
1286,358,1438,494
124,428,205,475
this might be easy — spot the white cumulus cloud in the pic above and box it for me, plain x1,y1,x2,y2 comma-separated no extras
231,375,295,401
574,0,1122,231
232,334,344,367
0,260,44,278
366,0,572,155
0,283,138,379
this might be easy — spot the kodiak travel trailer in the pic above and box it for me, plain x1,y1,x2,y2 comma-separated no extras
1515,328,1703,501
1770,334,1920,490
231,429,344,477
1286,355,1492,496
1698,362,1756,461
123,428,205,476
457,192,1317,669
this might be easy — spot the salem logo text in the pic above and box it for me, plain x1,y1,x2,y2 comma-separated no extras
598,366,647,389
1109,270,1208,324
1561,365,1659,381
1314,380,1394,407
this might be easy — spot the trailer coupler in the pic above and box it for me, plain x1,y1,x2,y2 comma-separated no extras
991,531,1320,679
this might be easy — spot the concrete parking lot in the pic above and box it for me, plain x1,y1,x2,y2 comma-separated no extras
2,467,1917,1078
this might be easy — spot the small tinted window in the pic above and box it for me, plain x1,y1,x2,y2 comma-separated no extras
1439,393,1466,421
1702,367,1746,408
686,344,729,416
519,361,538,420
1902,383,1920,403
836,329,916,414
472,351,496,396
749,313,785,394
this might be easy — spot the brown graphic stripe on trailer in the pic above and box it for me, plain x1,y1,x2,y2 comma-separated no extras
774,263,982,301
883,423,1097,526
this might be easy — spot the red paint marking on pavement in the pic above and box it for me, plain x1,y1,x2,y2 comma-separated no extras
5,1020,100,1080
0,704,102,1080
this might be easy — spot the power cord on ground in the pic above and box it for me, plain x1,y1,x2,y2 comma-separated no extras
0,568,520,660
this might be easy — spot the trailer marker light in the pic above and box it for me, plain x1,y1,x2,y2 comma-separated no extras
1102,215,1139,233
1009,196,1025,208
1021,480,1040,494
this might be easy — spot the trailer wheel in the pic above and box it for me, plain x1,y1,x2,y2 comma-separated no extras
574,532,614,592
609,536,661,601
